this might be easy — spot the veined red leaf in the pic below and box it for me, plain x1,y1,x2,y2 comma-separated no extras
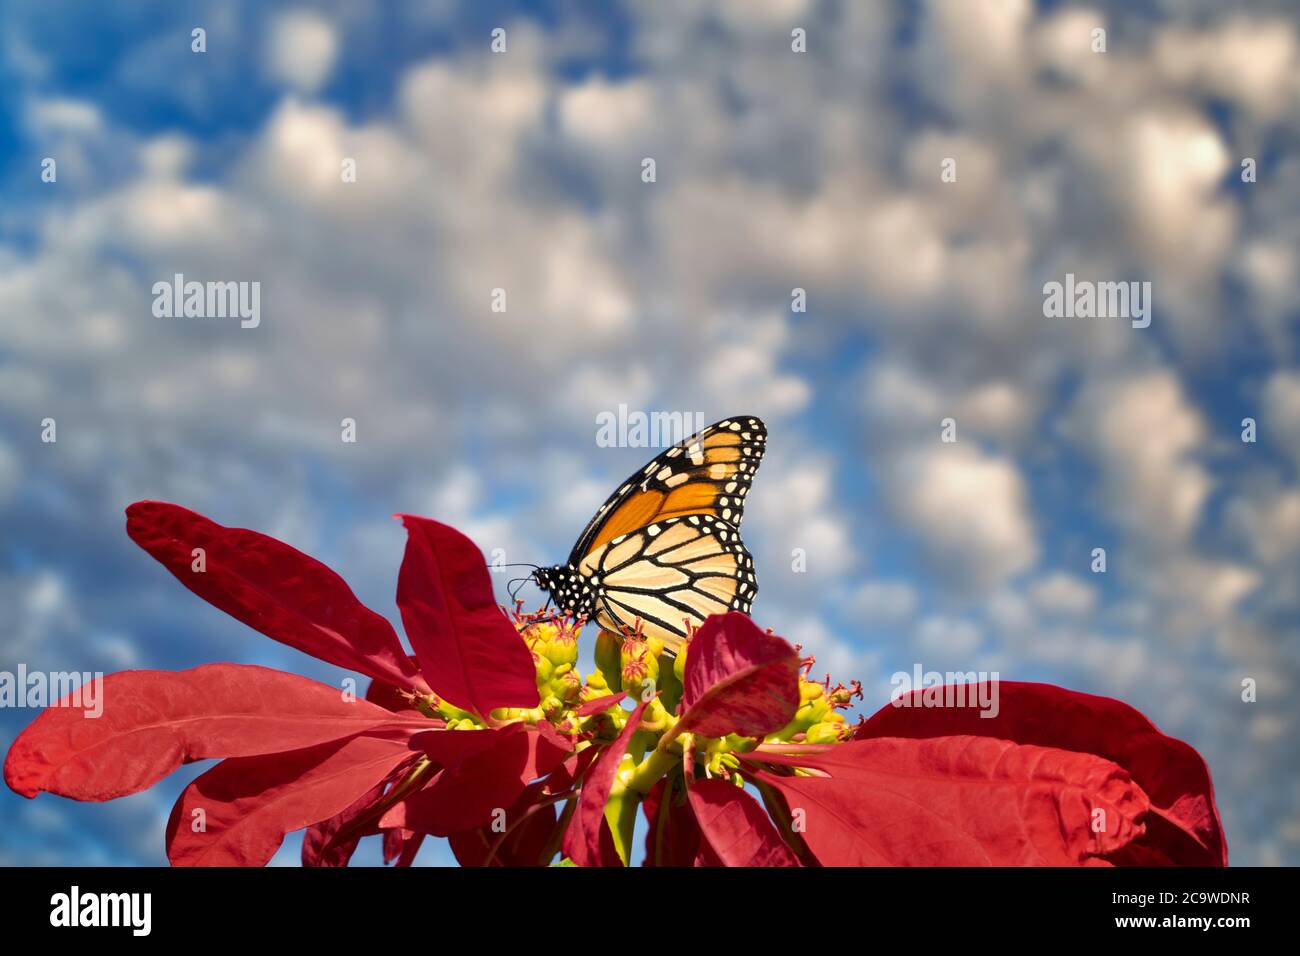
747,735,1150,866
643,774,702,867
677,612,800,738
687,778,800,867
383,828,425,867
448,780,560,867
365,670,429,718
382,724,570,836
395,515,538,715
167,730,416,866
562,698,650,867
547,744,602,793
858,681,1226,865
751,778,819,867
575,692,628,717
126,502,423,691
5,664,406,801
302,779,388,867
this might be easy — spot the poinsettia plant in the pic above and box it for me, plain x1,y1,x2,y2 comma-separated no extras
4,501,1226,866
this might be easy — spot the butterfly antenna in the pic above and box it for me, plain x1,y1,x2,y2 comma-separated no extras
506,576,530,603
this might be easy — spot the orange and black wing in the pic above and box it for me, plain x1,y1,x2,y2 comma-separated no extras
567,416,766,566
581,514,756,654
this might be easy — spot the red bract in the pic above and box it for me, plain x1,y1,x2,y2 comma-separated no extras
4,664,408,801
125,502,425,693
3,502,558,866
3,501,1227,867
677,612,801,738
395,514,539,716
687,778,800,867
562,697,652,867
747,737,1148,866
854,682,1227,865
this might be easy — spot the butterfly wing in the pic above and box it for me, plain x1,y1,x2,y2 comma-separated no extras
581,514,757,655
567,416,766,566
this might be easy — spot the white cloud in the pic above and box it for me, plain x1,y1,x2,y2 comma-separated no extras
25,97,103,135
1029,572,1097,618
559,77,656,149
1264,371,1300,470
886,444,1037,590
850,580,919,626
266,10,339,94
0,440,18,507
922,0,1033,94
1154,17,1300,121
717,0,813,27
1227,487,1300,564
749,456,855,597
1159,558,1260,632
915,615,984,660
1068,370,1211,547
2,0,1299,867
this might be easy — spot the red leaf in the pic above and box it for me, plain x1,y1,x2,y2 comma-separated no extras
642,775,703,867
448,781,560,867
365,670,428,718
126,502,422,691
858,681,1226,865
562,698,650,867
302,779,388,867
4,664,407,801
746,735,1150,866
575,692,628,717
547,745,602,793
677,612,800,738
167,730,416,866
395,515,538,715
687,778,800,867
382,724,570,836
383,828,425,867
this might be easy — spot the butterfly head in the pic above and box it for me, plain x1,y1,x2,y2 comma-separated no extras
531,565,555,593
532,564,589,616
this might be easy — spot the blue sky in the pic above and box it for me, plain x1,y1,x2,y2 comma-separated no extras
1,0,1298,866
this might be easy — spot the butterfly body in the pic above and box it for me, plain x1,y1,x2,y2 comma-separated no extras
535,416,765,654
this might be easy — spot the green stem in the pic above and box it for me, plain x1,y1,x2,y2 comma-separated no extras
624,744,679,794
605,774,642,864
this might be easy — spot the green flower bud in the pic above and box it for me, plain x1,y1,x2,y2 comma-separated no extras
595,629,623,693
552,667,583,705
673,643,688,685
805,719,849,744
621,636,659,699
658,655,684,714
544,629,579,668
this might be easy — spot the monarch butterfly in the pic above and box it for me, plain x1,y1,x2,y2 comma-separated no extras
531,416,765,654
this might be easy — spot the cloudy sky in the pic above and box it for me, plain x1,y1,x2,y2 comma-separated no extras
1,0,1298,866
